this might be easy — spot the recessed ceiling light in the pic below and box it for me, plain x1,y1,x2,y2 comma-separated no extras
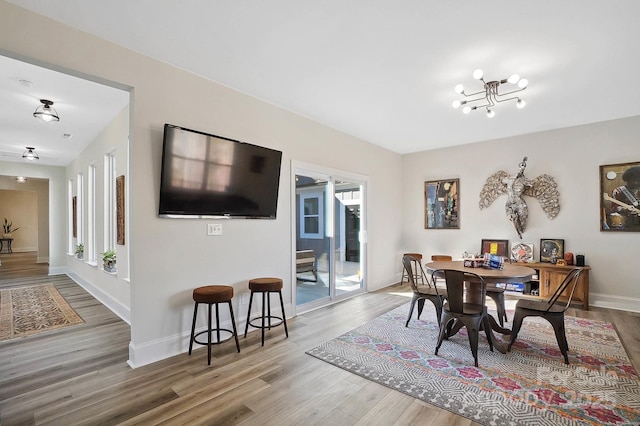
18,79,34,88
63,133,73,139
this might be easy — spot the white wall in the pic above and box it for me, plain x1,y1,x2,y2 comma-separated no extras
0,1,404,367
402,116,640,312
65,106,131,323
0,162,64,270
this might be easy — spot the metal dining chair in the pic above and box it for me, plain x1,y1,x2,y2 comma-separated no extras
507,268,584,364
403,255,446,327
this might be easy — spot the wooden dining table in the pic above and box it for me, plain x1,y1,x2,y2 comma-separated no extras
424,260,536,353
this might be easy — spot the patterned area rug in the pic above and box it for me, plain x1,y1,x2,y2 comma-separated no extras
0,283,84,341
307,303,640,425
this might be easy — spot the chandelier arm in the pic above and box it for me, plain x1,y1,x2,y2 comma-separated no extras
495,87,526,97
493,95,521,104
460,89,486,98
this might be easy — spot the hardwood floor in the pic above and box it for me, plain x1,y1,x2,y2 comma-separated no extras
1,256,639,425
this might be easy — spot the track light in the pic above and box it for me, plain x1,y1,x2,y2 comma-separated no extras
33,99,60,123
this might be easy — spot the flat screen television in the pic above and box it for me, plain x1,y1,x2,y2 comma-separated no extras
158,123,282,218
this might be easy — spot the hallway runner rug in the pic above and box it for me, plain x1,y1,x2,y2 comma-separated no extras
307,303,640,425
0,283,84,341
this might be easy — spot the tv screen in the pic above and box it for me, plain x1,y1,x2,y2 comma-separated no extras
159,124,282,218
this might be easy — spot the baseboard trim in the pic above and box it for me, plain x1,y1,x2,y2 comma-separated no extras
67,271,131,324
589,292,640,313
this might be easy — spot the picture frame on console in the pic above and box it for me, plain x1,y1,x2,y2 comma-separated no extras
511,242,534,263
480,239,509,257
424,178,459,229
600,161,640,232
540,238,564,263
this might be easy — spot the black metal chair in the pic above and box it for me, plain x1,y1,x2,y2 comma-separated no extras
403,255,446,327
507,268,584,364
434,269,493,367
431,254,508,326
401,253,424,285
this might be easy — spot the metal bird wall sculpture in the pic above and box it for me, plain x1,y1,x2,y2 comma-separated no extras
479,157,560,238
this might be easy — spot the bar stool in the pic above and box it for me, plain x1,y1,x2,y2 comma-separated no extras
401,253,424,285
189,285,240,365
244,277,288,346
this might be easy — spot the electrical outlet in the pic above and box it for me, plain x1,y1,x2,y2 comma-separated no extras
207,223,223,236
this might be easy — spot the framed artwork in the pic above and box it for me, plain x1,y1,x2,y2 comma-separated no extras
72,196,77,238
425,179,459,229
481,239,509,257
511,242,534,263
116,175,125,245
600,161,640,232
540,238,564,263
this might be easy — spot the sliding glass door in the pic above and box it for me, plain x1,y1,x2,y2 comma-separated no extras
293,164,366,311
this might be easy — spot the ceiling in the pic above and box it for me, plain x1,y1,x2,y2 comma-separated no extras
3,1,640,166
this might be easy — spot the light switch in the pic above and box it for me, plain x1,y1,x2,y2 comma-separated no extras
207,223,222,236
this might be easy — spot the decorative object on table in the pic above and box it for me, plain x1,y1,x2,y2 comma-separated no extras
511,242,534,263
540,238,564,263
463,257,483,268
451,68,527,117
482,252,505,270
479,157,560,239
101,249,117,272
555,259,567,266
307,303,640,426
576,254,586,267
480,239,509,257
424,179,459,229
600,161,640,232
2,218,20,238
75,243,84,259
564,252,574,265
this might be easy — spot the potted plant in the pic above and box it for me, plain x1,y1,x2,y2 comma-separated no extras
101,249,117,272
75,243,84,259
2,218,20,238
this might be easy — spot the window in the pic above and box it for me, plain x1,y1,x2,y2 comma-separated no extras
76,173,84,245
68,179,74,253
104,152,116,251
300,192,324,239
87,164,97,262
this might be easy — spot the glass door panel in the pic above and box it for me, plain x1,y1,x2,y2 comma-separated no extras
294,168,366,310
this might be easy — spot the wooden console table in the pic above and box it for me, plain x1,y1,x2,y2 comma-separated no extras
513,262,590,310
0,238,13,253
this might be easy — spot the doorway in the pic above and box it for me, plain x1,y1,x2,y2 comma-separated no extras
292,163,367,311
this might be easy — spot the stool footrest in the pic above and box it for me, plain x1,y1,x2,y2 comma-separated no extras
247,316,285,329
193,328,236,346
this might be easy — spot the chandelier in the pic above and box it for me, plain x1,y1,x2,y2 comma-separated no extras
22,147,39,161
452,69,528,117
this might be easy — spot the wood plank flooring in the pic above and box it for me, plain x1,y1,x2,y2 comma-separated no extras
1,255,639,425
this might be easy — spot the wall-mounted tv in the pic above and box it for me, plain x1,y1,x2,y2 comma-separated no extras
158,123,282,219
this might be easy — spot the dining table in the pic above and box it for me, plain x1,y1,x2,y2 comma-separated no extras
424,260,536,353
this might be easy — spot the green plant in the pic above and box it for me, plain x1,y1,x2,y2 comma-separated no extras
75,243,84,254
3,218,20,234
101,249,116,263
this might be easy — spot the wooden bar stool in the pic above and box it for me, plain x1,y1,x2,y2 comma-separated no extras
244,277,288,346
189,285,240,365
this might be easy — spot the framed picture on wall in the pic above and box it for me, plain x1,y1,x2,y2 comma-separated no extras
540,238,564,263
425,179,459,229
480,239,509,257
116,175,125,245
600,161,640,232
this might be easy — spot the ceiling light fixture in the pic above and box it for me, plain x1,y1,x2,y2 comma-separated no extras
33,99,60,123
16,176,27,183
452,69,528,118
22,147,39,161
